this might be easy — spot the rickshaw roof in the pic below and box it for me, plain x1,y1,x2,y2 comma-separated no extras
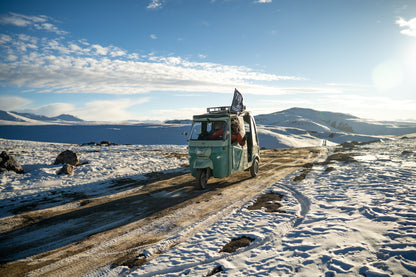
193,106,250,120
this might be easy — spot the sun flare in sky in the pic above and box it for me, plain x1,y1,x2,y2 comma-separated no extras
372,60,403,91
406,43,416,73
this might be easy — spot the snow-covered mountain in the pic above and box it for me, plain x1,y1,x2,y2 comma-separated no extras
0,111,26,122
254,108,416,148
255,107,416,135
0,110,83,124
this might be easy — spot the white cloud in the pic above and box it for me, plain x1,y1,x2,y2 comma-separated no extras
69,43,83,52
75,98,150,121
0,96,151,121
40,22,65,35
0,34,12,44
396,17,416,37
324,94,416,121
151,107,205,121
325,82,371,92
21,103,75,117
0,96,32,111
255,0,272,3
147,0,163,9
110,48,127,57
0,33,308,96
0,12,67,35
92,44,108,55
150,34,158,40
255,93,416,121
0,12,44,27
6,54,18,61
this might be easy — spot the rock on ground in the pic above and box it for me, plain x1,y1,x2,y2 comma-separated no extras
0,151,24,174
57,164,74,175
54,150,79,166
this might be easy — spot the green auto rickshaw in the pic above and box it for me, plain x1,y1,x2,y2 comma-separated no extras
188,105,260,189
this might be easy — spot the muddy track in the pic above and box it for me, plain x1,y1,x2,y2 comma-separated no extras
0,147,326,277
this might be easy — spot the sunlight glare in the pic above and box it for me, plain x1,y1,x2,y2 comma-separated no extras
372,60,403,91
405,43,416,74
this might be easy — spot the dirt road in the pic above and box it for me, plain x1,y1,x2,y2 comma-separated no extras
0,147,325,276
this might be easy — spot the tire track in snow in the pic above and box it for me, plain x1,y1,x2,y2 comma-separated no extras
126,159,320,277
279,183,311,227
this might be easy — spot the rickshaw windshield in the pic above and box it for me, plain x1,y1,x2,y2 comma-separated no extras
190,121,227,140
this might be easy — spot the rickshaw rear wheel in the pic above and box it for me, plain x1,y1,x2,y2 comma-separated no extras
196,168,210,190
250,158,259,177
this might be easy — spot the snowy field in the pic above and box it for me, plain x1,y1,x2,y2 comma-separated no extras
1,134,415,276
106,135,416,277
0,139,188,217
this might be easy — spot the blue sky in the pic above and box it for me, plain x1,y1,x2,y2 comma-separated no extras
0,0,415,122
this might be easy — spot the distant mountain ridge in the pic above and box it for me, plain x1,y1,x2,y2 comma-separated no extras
0,111,25,122
255,107,416,136
1,107,415,148
0,110,83,123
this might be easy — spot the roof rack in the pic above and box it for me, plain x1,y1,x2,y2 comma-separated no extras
207,106,230,113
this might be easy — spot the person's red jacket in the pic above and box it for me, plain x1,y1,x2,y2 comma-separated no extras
211,127,245,146
232,132,245,146
210,128,225,139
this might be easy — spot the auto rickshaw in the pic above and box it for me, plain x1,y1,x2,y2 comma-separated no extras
188,103,260,189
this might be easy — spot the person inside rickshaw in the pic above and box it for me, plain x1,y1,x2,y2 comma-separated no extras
231,117,246,146
209,121,226,140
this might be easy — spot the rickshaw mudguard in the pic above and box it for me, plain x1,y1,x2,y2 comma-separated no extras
193,158,213,170
247,154,260,167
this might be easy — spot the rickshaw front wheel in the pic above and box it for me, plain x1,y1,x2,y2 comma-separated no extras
196,168,210,190
250,158,259,177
